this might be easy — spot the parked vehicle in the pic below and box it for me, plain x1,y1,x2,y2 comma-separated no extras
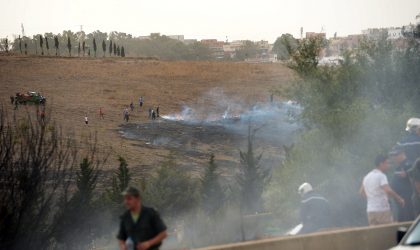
15,91,46,105
390,217,420,249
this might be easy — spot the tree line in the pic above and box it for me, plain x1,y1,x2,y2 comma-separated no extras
11,33,126,58
5,30,213,60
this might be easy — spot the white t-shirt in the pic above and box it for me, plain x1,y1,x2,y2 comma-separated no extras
362,169,390,212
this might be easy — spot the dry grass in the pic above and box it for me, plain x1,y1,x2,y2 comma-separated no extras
0,56,293,171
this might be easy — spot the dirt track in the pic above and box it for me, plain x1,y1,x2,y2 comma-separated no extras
0,55,293,173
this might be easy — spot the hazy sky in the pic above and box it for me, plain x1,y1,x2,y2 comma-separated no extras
1,0,419,42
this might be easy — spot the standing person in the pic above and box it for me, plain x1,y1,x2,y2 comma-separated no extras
390,148,415,222
84,114,89,125
397,118,420,166
40,109,46,123
148,108,152,119
409,159,420,217
298,183,332,234
156,106,160,118
360,154,405,226
124,108,130,122
139,96,144,108
117,187,167,250
130,102,134,112
99,107,105,119
151,109,156,120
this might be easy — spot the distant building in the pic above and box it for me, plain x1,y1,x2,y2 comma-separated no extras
306,32,327,40
168,35,184,42
201,39,225,59
387,28,403,40
182,39,197,45
327,34,364,56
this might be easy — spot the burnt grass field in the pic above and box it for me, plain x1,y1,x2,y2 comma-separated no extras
0,55,294,176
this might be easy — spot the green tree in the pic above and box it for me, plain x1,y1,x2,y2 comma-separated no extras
235,40,258,60
113,43,116,56
121,46,125,57
237,126,270,215
82,41,85,56
39,35,44,55
45,36,49,55
106,156,131,208
54,36,59,56
200,154,225,216
272,33,298,60
109,40,113,56
117,45,120,56
93,38,97,57
52,158,101,249
142,155,198,217
78,42,81,56
67,36,71,56
102,40,106,57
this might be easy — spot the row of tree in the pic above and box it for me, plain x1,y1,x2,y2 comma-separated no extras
13,34,126,57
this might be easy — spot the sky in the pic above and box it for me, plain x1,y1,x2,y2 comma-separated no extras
1,0,419,42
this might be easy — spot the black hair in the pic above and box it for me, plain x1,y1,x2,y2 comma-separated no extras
375,153,388,167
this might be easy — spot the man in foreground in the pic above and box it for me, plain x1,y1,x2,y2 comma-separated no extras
117,187,167,250
360,154,405,225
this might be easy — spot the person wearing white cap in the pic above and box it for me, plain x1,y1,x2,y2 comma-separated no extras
298,182,332,234
396,118,420,165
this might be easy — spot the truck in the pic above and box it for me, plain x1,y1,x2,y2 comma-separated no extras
14,91,46,105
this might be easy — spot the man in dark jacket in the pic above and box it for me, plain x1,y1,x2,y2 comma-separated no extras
298,183,332,234
117,187,167,250
397,118,420,166
390,148,415,221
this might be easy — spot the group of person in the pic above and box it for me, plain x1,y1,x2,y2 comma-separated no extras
361,118,420,225
296,118,420,235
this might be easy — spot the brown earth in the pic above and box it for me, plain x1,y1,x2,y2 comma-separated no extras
0,55,293,173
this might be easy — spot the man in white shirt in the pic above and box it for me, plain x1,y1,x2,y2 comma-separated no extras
360,154,405,225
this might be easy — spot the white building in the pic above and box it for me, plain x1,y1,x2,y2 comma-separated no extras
387,28,403,40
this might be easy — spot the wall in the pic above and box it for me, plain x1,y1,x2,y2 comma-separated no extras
198,222,411,250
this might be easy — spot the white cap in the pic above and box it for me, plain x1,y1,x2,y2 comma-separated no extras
298,182,313,196
406,118,420,132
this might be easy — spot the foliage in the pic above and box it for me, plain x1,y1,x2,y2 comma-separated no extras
236,126,271,215
200,154,226,216
141,155,198,218
93,38,97,57
272,33,298,60
67,36,71,56
0,108,78,249
266,35,420,228
235,40,258,60
106,156,131,211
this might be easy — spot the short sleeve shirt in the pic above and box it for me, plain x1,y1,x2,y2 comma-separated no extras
363,169,390,212
117,206,167,250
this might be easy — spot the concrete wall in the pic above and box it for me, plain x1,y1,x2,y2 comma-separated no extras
198,222,411,250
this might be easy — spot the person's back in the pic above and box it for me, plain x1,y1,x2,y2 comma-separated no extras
300,191,331,233
391,160,414,221
397,132,420,165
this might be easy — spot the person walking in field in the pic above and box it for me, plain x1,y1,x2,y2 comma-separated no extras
117,187,167,250
99,107,105,119
84,114,89,125
360,154,405,226
139,96,144,108
123,108,130,122
156,106,160,118
130,102,135,112
151,109,156,120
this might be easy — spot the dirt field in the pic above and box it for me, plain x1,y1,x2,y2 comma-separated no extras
0,55,293,174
